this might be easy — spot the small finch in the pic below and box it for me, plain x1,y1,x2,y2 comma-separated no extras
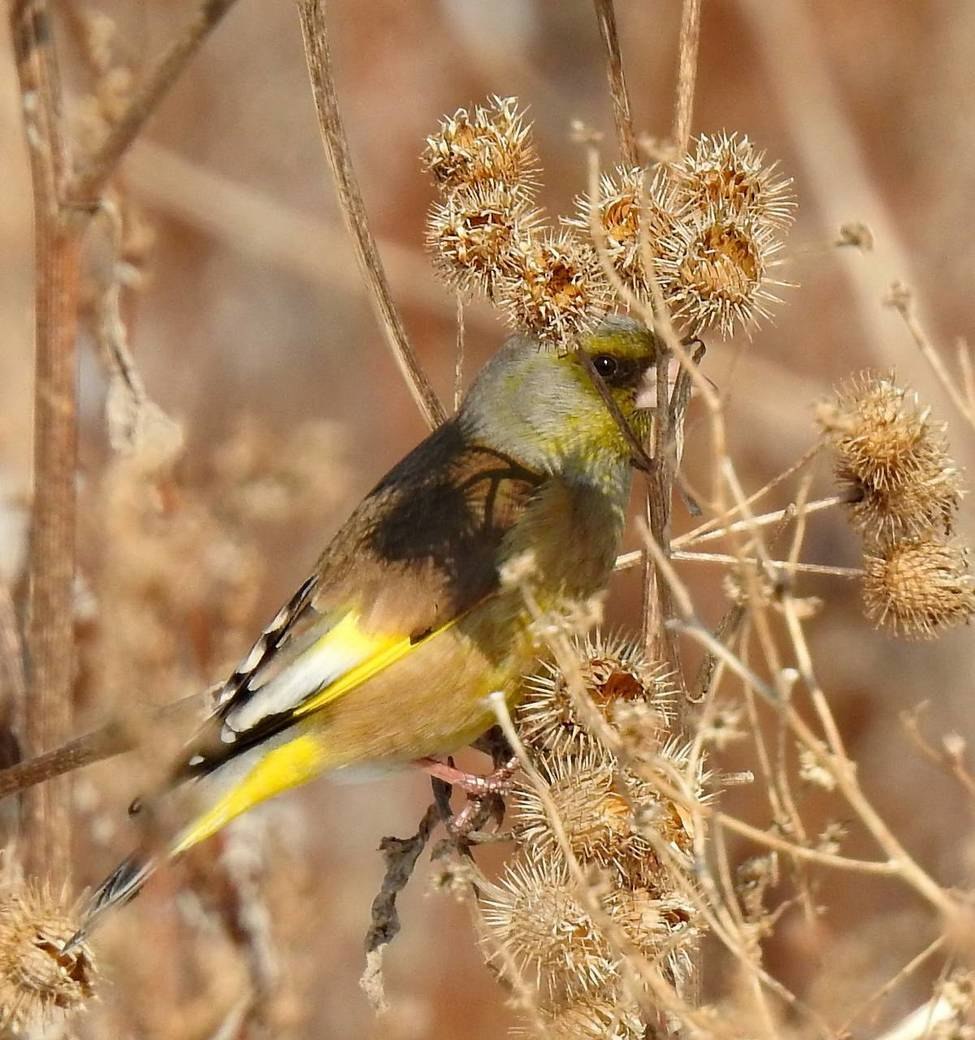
72,317,661,945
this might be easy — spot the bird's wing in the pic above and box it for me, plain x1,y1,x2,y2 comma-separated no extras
180,421,544,781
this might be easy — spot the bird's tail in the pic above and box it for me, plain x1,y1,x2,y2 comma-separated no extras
64,852,156,953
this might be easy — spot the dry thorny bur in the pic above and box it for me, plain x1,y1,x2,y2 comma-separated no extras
424,99,795,343
461,633,706,1038
819,373,975,638
0,879,96,1029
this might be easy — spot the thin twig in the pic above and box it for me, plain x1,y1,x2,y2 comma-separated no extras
837,936,946,1037
671,551,861,578
886,281,975,430
0,691,205,801
296,0,446,430
714,812,898,877
70,0,241,202
672,0,702,153
901,703,975,801
453,291,465,413
361,798,446,1012
592,0,637,165
674,495,848,549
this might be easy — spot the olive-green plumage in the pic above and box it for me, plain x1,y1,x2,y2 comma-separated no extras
77,317,659,939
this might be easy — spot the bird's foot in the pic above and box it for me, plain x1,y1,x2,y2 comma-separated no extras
416,755,520,837
416,755,519,796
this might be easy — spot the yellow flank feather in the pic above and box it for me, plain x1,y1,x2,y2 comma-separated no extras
172,734,326,855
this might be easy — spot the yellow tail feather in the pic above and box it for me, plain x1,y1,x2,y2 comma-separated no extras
171,733,326,855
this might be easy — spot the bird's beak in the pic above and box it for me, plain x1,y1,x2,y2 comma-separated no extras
635,357,683,410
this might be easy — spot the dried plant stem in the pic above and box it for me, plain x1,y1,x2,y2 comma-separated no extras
296,0,446,430
675,442,823,545
0,690,205,801
714,813,897,877
675,494,848,548
10,0,80,881
70,0,241,202
646,531,961,918
592,0,637,165
672,0,702,153
837,936,946,1037
887,283,975,430
10,0,236,882
613,495,849,572
901,705,975,801
453,292,465,413
671,551,861,577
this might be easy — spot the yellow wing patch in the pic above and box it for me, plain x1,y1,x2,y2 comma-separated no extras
173,612,461,855
294,612,461,717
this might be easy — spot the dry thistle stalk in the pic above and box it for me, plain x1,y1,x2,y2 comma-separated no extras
0,879,96,1029
862,537,975,639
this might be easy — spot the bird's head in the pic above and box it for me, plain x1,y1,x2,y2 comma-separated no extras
460,316,660,488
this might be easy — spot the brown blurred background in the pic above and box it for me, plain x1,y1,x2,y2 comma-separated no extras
1,2,974,1037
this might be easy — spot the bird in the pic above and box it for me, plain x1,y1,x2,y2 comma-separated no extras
71,316,660,946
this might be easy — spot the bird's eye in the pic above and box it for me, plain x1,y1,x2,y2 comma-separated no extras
592,354,620,380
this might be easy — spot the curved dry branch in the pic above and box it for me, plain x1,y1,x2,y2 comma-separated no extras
296,0,447,430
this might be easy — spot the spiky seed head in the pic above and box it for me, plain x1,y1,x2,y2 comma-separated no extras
425,182,542,296
862,537,975,639
480,853,615,999
512,752,657,871
818,374,959,493
422,95,538,196
657,208,783,337
518,631,674,757
563,166,674,298
603,887,700,985
0,881,96,1029
843,467,962,543
669,132,796,229
495,230,613,344
511,994,647,1040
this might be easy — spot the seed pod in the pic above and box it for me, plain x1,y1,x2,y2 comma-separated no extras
862,537,975,639
480,853,615,1000
656,207,784,337
668,131,796,229
426,181,542,296
518,631,674,758
495,230,613,344
423,95,538,196
0,881,96,1029
563,165,674,299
